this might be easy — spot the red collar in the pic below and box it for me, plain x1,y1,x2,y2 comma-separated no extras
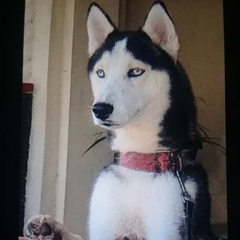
119,151,192,172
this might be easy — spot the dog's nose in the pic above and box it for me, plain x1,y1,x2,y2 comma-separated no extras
92,103,114,121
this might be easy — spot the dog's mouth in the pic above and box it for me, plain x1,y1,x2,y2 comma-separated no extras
100,120,120,129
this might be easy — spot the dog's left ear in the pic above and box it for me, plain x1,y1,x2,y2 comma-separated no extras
87,3,116,56
142,1,180,61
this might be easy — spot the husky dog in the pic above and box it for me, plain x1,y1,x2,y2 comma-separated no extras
25,1,223,240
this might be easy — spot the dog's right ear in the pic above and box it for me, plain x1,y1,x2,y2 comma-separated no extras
87,3,116,56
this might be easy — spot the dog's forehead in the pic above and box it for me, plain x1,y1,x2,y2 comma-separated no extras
88,31,163,73
100,38,129,62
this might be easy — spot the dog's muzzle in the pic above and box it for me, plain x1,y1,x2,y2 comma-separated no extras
92,102,114,121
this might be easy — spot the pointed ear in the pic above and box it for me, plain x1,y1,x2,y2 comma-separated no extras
87,3,116,56
142,1,180,61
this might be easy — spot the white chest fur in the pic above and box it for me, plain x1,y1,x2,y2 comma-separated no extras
88,165,197,240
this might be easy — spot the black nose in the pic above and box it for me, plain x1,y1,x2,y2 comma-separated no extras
92,103,114,121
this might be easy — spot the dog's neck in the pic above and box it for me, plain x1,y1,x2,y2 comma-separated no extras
111,124,163,154
110,101,168,154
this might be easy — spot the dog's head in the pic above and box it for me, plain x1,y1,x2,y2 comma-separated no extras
87,1,180,130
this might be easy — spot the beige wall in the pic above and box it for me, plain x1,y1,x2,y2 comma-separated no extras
124,0,226,224
23,0,120,236
23,0,54,223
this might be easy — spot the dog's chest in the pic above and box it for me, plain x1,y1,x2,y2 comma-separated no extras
90,165,197,238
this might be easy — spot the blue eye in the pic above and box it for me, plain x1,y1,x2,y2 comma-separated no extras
96,69,105,78
128,68,145,78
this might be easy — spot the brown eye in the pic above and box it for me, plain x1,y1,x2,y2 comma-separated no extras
96,69,105,78
128,68,145,78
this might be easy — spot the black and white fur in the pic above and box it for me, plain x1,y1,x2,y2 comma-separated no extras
25,1,221,240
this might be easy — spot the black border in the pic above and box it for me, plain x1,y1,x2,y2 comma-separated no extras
1,0,239,239
2,0,25,239
223,0,239,239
